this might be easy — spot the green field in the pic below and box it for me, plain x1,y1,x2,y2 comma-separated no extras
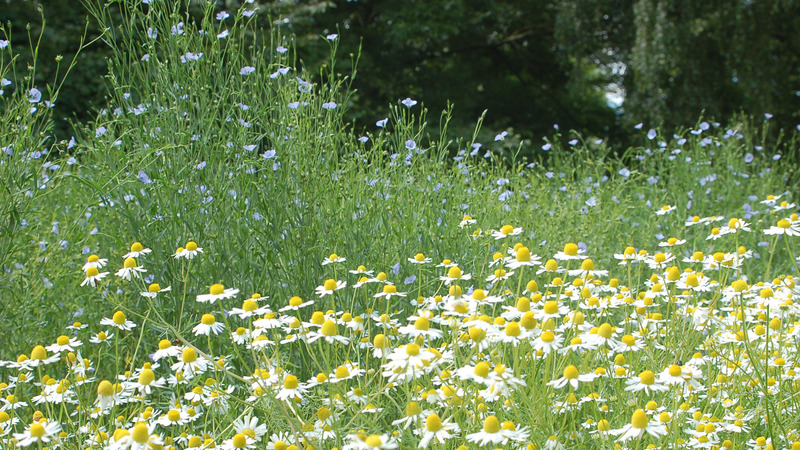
1,1,800,449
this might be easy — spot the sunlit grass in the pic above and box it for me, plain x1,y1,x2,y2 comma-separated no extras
1,1,799,449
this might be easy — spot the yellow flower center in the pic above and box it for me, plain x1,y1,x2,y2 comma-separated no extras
405,344,421,356
426,414,443,432
335,366,350,379
231,433,247,448
131,242,143,252
284,375,299,389
621,335,636,346
517,247,531,262
505,322,521,337
56,335,70,346
123,257,137,269
447,266,462,279
564,243,578,256
383,285,397,294
112,311,126,325
669,365,682,377
323,279,338,291
639,370,655,385
415,253,426,261
541,331,555,343
501,224,514,235
138,369,155,386
30,422,46,437
483,415,501,433
631,409,648,429
31,345,47,360
414,316,430,330
131,422,149,443
321,320,338,337
209,284,225,295
182,348,197,363
97,380,113,397
201,314,215,325
597,323,613,339
544,301,559,315
563,365,578,379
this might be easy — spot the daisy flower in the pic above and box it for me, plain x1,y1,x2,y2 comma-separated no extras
100,311,137,331
170,347,209,379
275,374,307,401
655,205,676,216
611,409,667,441
122,242,151,258
279,296,314,312
491,321,531,346
466,415,507,446
658,237,687,247
624,370,669,394
614,246,639,265
46,335,82,354
532,331,564,354
439,265,472,285
197,283,240,303
506,246,542,269
306,320,351,344
115,257,147,281
485,268,514,283
315,279,346,297
81,266,109,287
382,343,435,380
322,253,346,265
374,284,407,300
193,314,226,336
89,330,114,345
233,415,267,443
491,224,523,239
658,364,689,386
109,421,162,450
554,242,588,261
349,265,375,276
12,420,62,448
567,258,608,278
397,315,443,339
547,364,597,390
125,368,166,396
644,252,676,269
764,218,800,236
140,283,171,298
174,240,203,259
82,254,108,271
415,413,460,448
228,299,271,319
151,339,182,361
408,253,432,264
157,408,190,427
220,434,256,450
459,215,477,228
344,433,399,450
719,217,751,235
66,321,89,331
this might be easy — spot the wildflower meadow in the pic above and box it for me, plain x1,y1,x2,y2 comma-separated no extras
2,1,800,449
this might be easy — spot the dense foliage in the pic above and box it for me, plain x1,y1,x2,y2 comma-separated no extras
2,0,798,150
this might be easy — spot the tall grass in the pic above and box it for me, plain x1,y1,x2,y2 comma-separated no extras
0,1,799,449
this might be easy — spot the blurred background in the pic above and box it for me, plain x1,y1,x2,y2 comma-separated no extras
3,0,799,150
